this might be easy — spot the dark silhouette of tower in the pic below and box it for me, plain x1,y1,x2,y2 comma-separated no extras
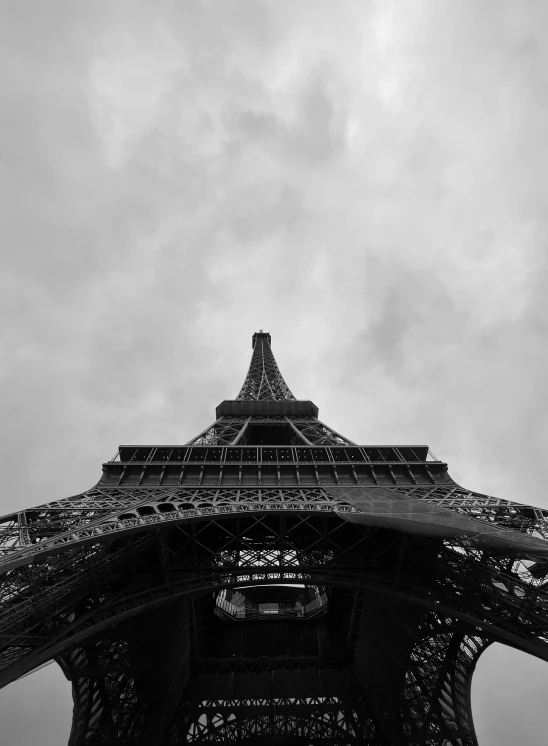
0,331,547,744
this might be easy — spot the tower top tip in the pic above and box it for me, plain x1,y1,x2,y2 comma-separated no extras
252,331,271,348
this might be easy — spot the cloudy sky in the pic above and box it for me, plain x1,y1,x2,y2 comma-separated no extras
1,0,548,743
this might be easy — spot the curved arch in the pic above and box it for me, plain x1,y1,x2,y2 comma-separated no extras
3,559,548,693
0,499,360,572
471,641,548,746
3,509,548,746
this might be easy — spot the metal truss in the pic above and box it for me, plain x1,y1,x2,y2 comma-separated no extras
59,640,143,744
284,416,357,446
1,508,548,743
2,331,548,744
174,695,378,744
236,332,295,401
2,511,548,666
399,612,489,745
185,415,356,447
0,488,362,572
391,484,548,540
185,418,249,446
3,478,548,575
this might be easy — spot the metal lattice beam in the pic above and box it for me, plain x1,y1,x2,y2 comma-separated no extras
2,331,548,745
236,332,295,401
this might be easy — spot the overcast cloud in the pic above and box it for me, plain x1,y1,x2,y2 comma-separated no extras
1,1,548,743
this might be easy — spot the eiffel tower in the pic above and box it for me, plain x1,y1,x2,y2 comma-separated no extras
1,331,547,745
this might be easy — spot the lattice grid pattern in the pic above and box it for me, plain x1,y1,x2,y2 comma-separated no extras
178,696,377,744
1,332,548,745
236,334,295,401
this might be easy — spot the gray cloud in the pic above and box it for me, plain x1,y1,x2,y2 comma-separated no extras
1,0,548,743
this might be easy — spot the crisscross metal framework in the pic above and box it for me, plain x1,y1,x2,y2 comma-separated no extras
236,332,295,401
1,331,547,745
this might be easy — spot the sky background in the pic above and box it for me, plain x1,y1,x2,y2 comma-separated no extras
1,0,548,743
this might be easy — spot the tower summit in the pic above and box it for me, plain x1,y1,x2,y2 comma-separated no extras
1,332,548,744
236,330,295,400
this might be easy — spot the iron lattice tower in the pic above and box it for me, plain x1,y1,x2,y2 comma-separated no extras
1,332,548,745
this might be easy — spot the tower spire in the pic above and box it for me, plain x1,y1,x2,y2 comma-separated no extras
236,331,296,401
188,331,354,445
